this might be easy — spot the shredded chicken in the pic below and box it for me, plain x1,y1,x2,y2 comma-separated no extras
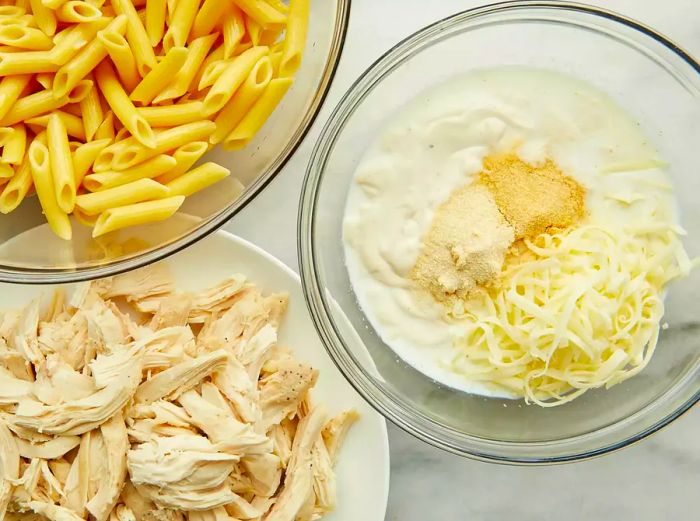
0,267,356,519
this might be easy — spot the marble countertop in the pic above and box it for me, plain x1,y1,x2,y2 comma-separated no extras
226,1,700,519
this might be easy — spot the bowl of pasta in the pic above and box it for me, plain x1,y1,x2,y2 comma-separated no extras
0,0,349,282
299,2,700,463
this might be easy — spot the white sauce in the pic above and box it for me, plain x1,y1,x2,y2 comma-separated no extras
343,66,677,398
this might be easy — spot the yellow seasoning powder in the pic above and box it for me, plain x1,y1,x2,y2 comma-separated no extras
412,153,586,302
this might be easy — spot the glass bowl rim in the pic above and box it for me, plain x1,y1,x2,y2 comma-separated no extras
0,0,352,285
298,0,700,464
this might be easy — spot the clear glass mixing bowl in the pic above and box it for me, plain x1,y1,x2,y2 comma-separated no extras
0,0,350,283
299,1,700,463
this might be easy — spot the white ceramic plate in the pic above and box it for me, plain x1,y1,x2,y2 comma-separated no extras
0,231,390,521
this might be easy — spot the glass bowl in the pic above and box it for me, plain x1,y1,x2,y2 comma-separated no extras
0,0,350,283
299,1,700,463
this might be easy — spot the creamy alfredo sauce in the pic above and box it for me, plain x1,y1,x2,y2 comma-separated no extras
343,66,677,397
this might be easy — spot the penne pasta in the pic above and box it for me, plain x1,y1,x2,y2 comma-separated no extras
232,0,285,26
0,50,58,74
0,24,54,50
130,45,188,105
222,6,245,58
0,153,32,213
279,0,308,77
152,32,216,103
73,137,111,184
192,42,223,91
96,29,139,92
73,204,98,226
0,80,92,126
165,161,230,197
35,72,53,89
198,58,228,91
245,16,261,46
0,73,30,119
47,113,77,212
190,0,227,40
79,77,103,140
223,77,292,150
203,45,268,115
265,0,289,13
56,1,102,23
28,135,72,240
211,55,272,144
0,6,26,17
53,15,128,98
92,194,184,237
137,101,205,126
94,60,156,148
83,153,176,190
162,0,200,51
76,177,168,214
0,161,12,182
50,19,109,65
145,0,165,46
94,109,115,140
26,110,87,141
95,119,215,171
1,123,26,164
110,0,156,76
155,140,208,184
29,0,57,36
43,0,71,9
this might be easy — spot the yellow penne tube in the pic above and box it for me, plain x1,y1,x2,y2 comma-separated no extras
95,120,215,171
0,50,58,74
73,138,110,184
155,141,208,184
76,177,169,215
269,50,282,75
83,154,176,191
222,6,245,59
28,135,72,239
279,0,308,77
211,55,272,144
92,194,184,237
153,33,217,103
162,0,200,51
232,0,285,25
53,15,127,98
145,0,165,46
1,123,26,164
198,59,228,91
0,81,93,126
192,42,223,92
0,73,30,120
95,60,155,148
29,0,56,36
50,18,110,65
130,46,188,105
0,154,32,213
26,110,87,141
0,6,26,17
223,77,292,150
0,162,13,182
110,0,156,76
203,46,268,115
35,72,53,89
43,0,70,9
47,113,77,213
165,161,230,197
79,77,103,141
0,24,53,50
73,205,98,227
56,1,102,23
96,29,139,92
94,110,115,140
137,101,205,127
258,25,284,46
190,0,227,40
245,16,261,46
266,0,289,13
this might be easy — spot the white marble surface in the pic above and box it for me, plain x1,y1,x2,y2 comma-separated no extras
226,1,700,519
